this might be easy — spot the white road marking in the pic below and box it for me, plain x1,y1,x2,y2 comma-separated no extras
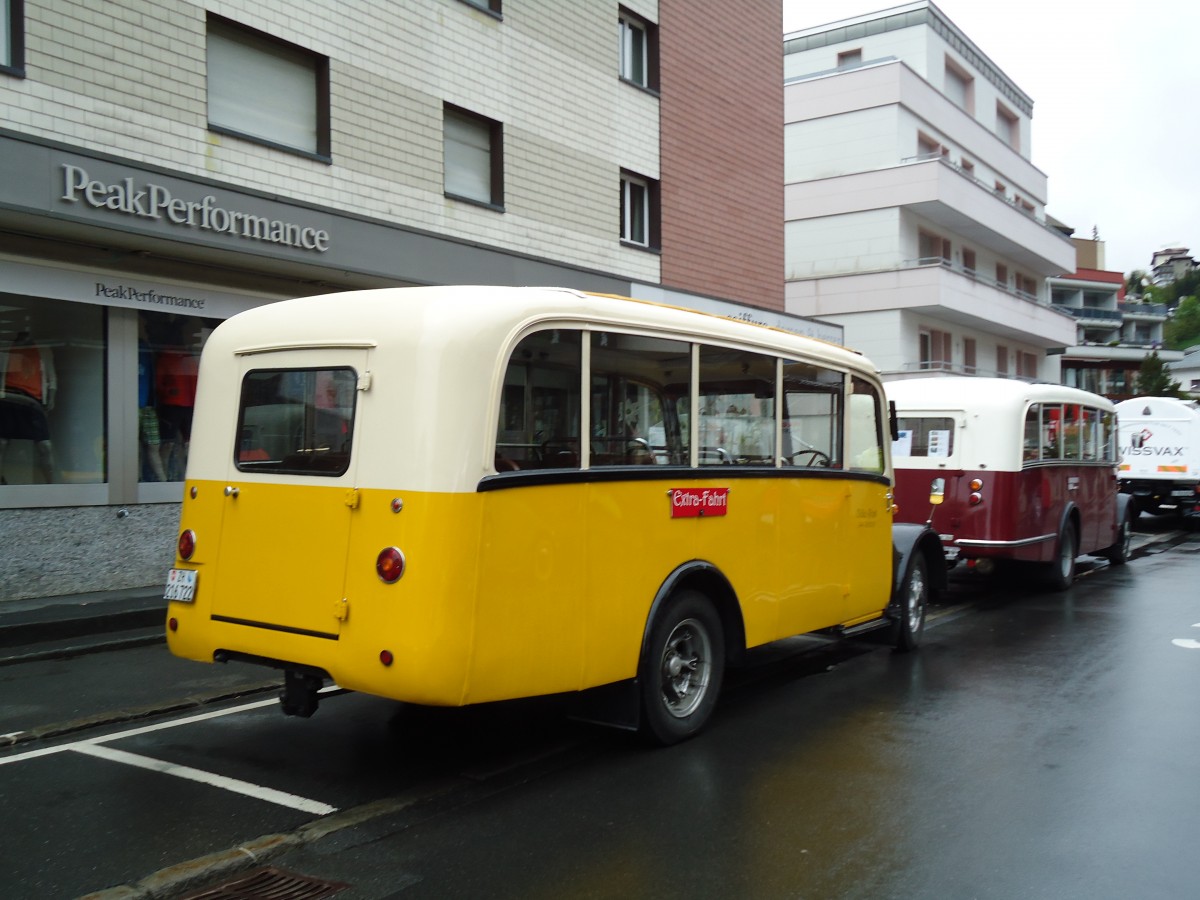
0,697,281,766
73,744,336,815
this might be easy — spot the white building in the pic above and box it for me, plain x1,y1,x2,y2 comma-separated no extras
781,1,1076,381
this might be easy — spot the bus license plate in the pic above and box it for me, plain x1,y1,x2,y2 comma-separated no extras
165,568,197,602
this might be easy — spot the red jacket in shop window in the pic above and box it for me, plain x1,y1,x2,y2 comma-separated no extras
155,350,199,407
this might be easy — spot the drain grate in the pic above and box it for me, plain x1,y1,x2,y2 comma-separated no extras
181,866,349,900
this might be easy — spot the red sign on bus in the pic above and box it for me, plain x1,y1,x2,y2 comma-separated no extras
669,487,729,518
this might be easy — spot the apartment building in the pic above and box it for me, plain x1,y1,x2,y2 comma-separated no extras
0,0,789,600
1050,237,1179,400
1150,247,1196,287
781,1,1076,381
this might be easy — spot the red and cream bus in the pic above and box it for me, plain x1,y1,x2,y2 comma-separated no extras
164,286,945,744
887,377,1133,589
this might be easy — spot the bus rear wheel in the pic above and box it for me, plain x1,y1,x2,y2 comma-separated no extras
1046,519,1078,591
1104,505,1134,565
639,590,725,746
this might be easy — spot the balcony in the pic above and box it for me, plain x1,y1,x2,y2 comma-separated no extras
1119,302,1170,321
1052,304,1123,324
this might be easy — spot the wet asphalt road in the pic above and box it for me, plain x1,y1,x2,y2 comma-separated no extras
1,520,1197,899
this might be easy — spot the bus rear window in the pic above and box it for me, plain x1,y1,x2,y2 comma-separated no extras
235,368,356,475
894,417,956,458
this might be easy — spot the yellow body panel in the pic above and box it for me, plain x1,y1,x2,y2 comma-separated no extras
168,473,893,706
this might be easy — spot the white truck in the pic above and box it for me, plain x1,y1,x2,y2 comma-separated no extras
1115,396,1200,520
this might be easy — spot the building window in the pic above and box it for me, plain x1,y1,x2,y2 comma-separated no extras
837,48,862,69
2,0,23,75
963,337,977,373
1015,273,1038,299
620,170,659,249
1017,351,1038,379
995,263,1009,289
919,329,952,371
918,230,950,265
458,0,501,15
996,102,1019,149
962,248,977,275
206,15,330,159
444,105,504,208
960,158,975,177
944,58,974,113
619,8,658,90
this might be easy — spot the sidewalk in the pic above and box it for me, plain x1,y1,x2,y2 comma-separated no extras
0,585,166,651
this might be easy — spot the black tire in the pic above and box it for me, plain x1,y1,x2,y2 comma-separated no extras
638,590,725,746
1046,519,1078,591
892,554,928,652
1104,505,1133,566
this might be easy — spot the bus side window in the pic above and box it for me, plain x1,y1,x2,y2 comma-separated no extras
1023,404,1041,461
697,347,776,466
496,330,582,471
589,333,688,466
1062,404,1083,459
848,376,885,474
1081,407,1101,460
1041,404,1063,459
782,361,842,467
1102,410,1117,462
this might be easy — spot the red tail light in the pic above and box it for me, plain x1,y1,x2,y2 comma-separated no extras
178,529,196,560
376,547,405,583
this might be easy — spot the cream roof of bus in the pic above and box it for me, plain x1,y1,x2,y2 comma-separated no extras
189,286,880,491
887,376,1115,471
206,285,871,369
886,376,1116,415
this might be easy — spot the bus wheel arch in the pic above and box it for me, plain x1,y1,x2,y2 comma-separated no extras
637,564,740,745
1103,494,1134,565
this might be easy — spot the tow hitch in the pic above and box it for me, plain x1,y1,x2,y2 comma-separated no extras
280,668,323,718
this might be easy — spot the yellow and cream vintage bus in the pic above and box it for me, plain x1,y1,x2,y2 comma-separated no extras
165,286,944,743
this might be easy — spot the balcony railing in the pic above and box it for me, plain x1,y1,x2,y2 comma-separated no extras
905,256,1048,305
1119,301,1169,317
1052,304,1123,322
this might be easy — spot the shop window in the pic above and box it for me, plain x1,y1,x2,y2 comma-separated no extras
1,295,103,486
138,310,219,483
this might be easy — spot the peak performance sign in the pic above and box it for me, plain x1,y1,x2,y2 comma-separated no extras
60,164,330,253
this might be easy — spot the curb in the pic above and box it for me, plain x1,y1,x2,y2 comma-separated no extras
0,589,165,650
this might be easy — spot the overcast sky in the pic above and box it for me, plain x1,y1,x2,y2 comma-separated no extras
781,0,1199,277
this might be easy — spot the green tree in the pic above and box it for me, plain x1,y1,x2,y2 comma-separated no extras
1125,269,1148,298
1165,295,1200,350
1135,350,1182,397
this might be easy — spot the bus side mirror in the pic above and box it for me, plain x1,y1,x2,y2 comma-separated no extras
888,400,899,442
929,476,946,505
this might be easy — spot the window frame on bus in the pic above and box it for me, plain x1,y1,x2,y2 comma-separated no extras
490,324,886,478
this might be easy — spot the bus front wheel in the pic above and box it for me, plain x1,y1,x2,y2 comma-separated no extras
892,554,928,652
639,590,725,746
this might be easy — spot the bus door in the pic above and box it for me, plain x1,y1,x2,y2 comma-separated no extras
209,348,368,638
